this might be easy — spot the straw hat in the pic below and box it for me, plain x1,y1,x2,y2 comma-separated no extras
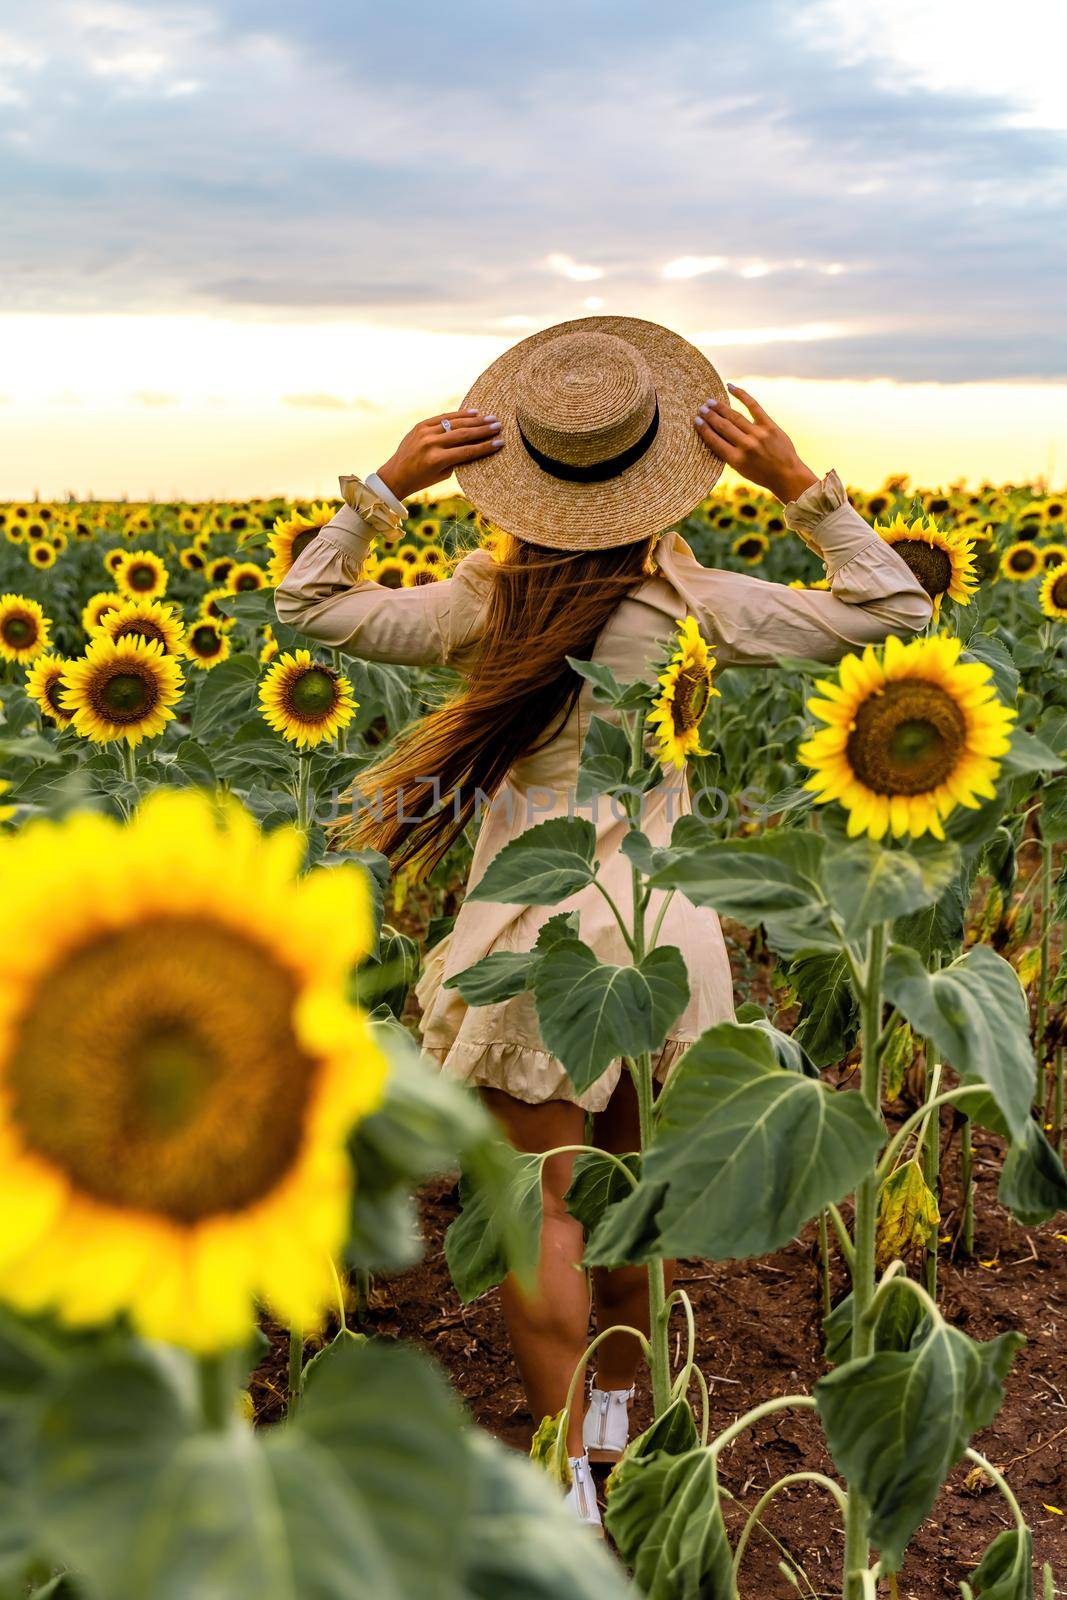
455,315,727,550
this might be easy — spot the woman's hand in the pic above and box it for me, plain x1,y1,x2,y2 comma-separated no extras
376,410,504,501
694,384,818,505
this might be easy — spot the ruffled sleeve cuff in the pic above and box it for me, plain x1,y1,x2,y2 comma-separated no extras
313,472,407,558
782,468,847,535
782,468,886,578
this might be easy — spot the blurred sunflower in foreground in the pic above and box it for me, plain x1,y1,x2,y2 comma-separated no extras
799,634,1015,840
0,790,386,1349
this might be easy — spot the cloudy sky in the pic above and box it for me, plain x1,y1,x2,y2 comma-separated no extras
2,0,1066,499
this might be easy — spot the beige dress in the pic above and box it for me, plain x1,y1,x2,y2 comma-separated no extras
276,469,931,1112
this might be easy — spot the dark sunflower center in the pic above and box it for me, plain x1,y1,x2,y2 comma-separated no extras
234,571,262,591
97,666,158,721
846,679,966,796
191,624,222,656
44,674,66,716
288,667,338,718
128,563,156,591
8,919,317,1222
1045,550,1066,569
1009,548,1038,573
290,528,318,563
1052,574,1067,610
892,539,953,599
672,664,711,734
378,565,404,590
738,538,762,559
2,614,34,646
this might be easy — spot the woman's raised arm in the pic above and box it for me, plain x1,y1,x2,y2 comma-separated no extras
673,385,933,665
274,411,502,668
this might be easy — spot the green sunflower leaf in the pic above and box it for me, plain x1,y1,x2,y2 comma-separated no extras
587,1022,882,1264
815,1320,1024,1573
882,944,1036,1141
466,816,598,906
532,940,690,1095
821,837,960,940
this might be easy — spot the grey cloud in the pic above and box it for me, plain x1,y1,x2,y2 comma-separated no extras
0,0,1064,381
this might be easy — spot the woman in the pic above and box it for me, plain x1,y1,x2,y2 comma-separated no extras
276,317,931,1524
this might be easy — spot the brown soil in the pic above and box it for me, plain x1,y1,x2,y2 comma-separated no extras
255,1132,1067,1598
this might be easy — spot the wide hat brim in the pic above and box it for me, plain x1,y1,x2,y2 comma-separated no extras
455,315,727,550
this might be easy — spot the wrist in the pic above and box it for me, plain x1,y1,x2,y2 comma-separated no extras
769,462,819,506
375,459,411,502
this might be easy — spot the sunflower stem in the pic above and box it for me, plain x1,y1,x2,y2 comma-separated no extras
960,1117,975,1255
842,919,887,1599
1036,835,1053,1119
296,755,312,833
287,1327,303,1416
120,740,137,792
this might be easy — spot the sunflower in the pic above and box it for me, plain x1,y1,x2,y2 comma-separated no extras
0,595,50,664
1039,568,1067,620
27,541,56,570
97,598,187,657
404,557,441,587
268,502,336,586
1001,540,1042,581
123,510,154,537
82,591,123,634
798,634,1015,841
1045,497,1065,524
788,577,831,591
374,556,406,590
877,515,977,613
117,549,169,600
179,546,206,573
177,508,201,535
1041,542,1067,571
731,530,769,565
259,650,357,749
207,556,235,586
419,544,447,570
50,529,69,554
395,542,420,567
104,548,128,577
200,586,236,627
25,653,72,728
60,636,184,746
226,561,267,594
646,616,720,771
185,620,231,670
0,789,385,1349
416,517,440,540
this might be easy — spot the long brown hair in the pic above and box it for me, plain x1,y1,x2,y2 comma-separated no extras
344,531,656,876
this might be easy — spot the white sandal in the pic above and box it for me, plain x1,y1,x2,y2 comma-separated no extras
582,1382,635,1464
564,1453,603,1527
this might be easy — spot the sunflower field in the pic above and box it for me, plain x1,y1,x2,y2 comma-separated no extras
1,477,1066,1598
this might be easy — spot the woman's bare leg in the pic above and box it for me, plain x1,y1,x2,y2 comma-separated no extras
480,1088,590,1454
590,1072,676,1391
